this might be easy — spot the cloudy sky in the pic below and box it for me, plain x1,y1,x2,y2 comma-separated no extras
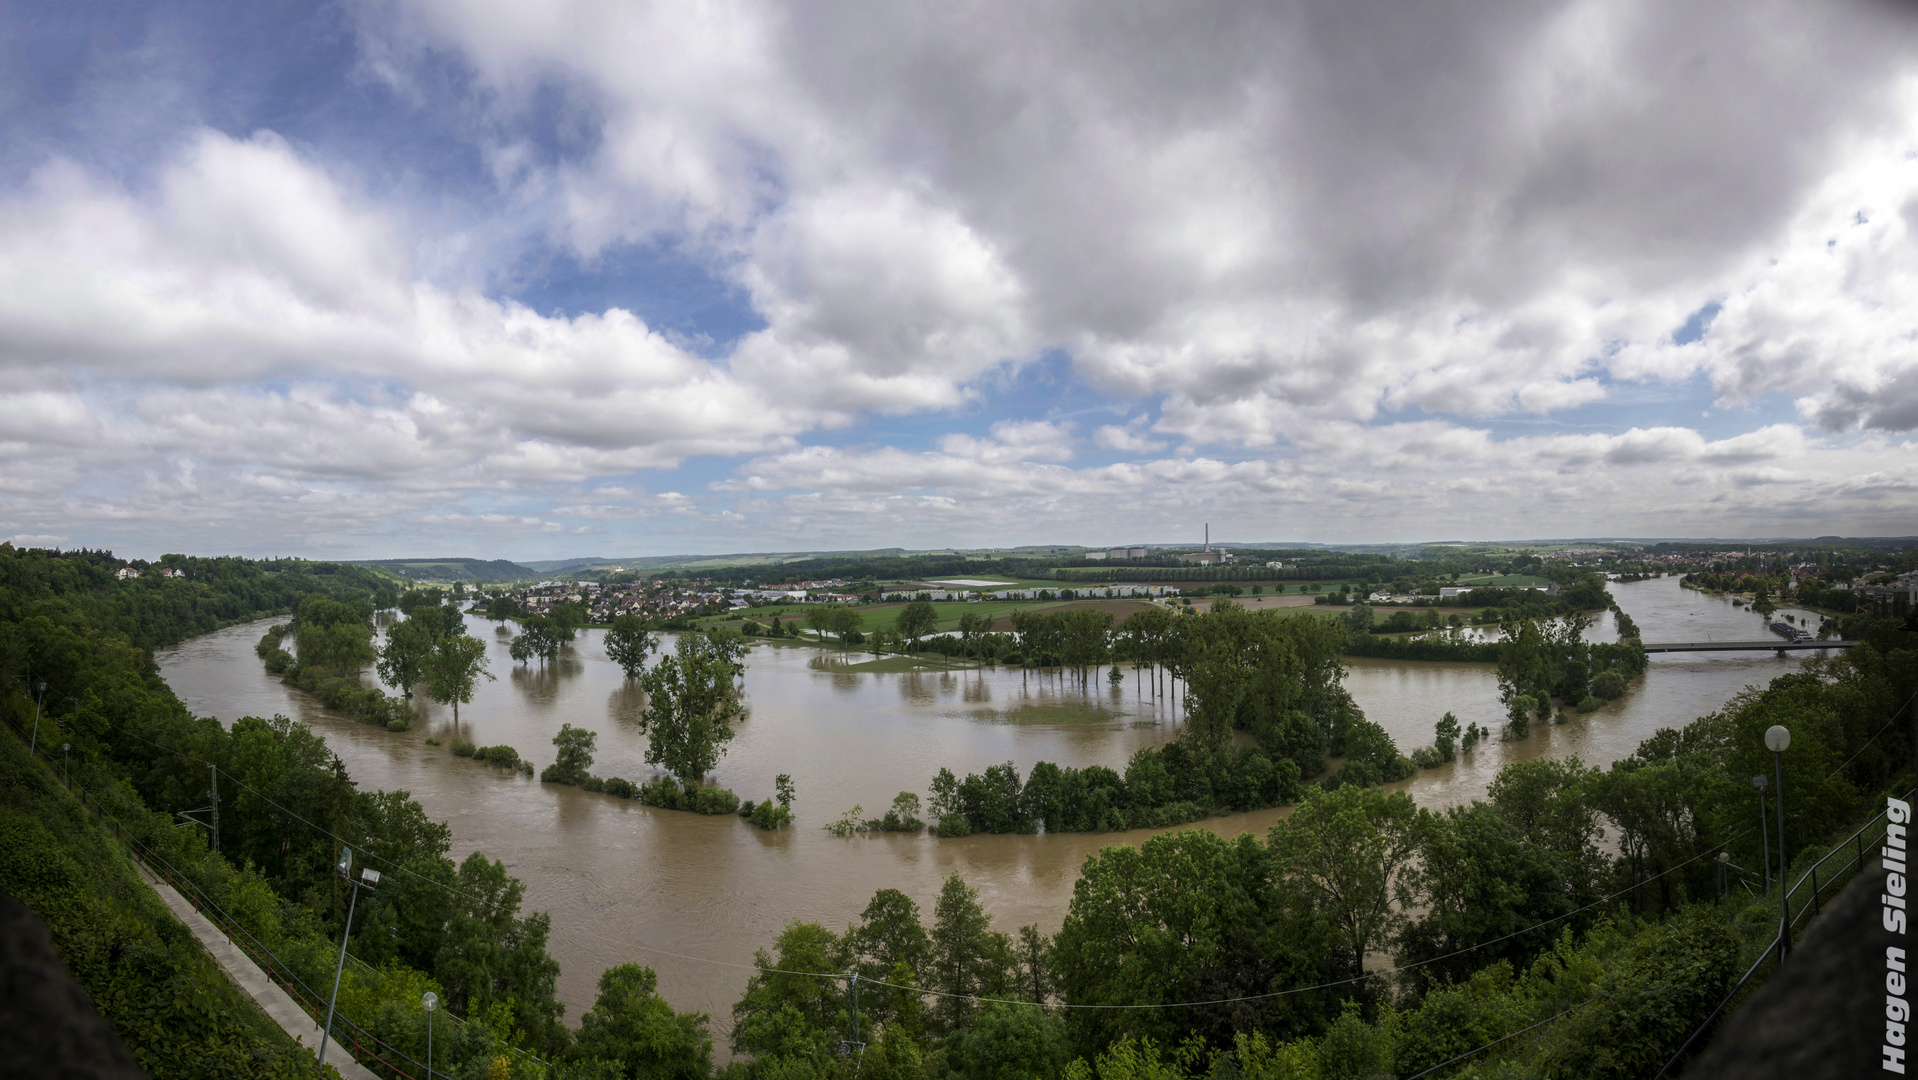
3,0,1917,559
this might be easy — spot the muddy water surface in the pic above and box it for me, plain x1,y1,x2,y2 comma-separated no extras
155,576,1837,1034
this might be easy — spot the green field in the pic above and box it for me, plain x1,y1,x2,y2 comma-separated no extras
720,596,1161,636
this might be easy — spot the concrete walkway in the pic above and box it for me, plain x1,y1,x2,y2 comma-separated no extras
136,864,380,1080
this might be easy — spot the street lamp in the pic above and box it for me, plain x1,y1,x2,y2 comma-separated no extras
61,743,69,786
1751,774,1771,892
422,991,438,1079
1766,724,1792,954
318,848,380,1068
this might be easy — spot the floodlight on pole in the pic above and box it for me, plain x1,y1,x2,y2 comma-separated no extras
1752,774,1771,891
318,847,375,1068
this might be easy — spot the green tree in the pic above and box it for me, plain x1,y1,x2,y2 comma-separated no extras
828,604,862,643
950,1003,1071,1080
570,963,713,1080
1341,602,1373,633
425,633,494,725
541,723,598,785
1433,712,1462,761
730,922,849,1062
604,614,658,679
896,601,939,651
435,850,568,1055
637,632,748,786
1267,784,1419,979
376,617,435,702
849,888,931,1022
929,874,1015,1035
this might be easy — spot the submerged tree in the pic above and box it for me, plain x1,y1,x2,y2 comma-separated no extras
637,631,749,786
425,633,494,725
604,613,659,679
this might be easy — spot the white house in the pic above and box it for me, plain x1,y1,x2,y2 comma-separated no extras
114,567,140,580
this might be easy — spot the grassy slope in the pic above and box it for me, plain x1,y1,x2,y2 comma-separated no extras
0,720,327,1080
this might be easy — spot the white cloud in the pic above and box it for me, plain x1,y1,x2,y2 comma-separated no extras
2,1,1916,554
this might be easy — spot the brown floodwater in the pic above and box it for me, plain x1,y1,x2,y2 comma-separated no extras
155,576,1835,1042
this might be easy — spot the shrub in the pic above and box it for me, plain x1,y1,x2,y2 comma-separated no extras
1577,696,1604,713
750,801,794,830
424,737,441,746
692,785,740,815
1590,670,1629,700
870,792,926,832
473,745,524,770
540,724,597,785
933,813,973,838
451,738,476,757
827,805,868,837
385,718,408,732
639,776,682,807
602,777,638,799
581,776,606,793
1410,746,1444,769
262,648,294,674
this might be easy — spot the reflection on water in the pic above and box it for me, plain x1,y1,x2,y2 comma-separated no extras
154,575,1838,1045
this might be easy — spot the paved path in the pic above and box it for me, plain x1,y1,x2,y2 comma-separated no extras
135,863,380,1080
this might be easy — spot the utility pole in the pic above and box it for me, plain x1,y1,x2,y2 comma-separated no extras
846,972,863,1056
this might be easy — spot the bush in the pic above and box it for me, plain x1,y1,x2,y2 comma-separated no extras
581,776,606,793
750,802,794,830
869,792,926,832
634,776,739,813
933,813,974,838
1577,696,1604,713
385,718,408,732
451,738,476,757
474,745,524,770
602,777,638,799
540,723,597,785
1410,746,1444,769
639,776,682,807
692,785,740,815
826,805,868,838
1590,670,1629,700
262,648,294,674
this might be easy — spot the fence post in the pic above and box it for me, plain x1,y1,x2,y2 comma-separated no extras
1810,867,1819,916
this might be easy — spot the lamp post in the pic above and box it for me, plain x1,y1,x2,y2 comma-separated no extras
318,848,380,1068
422,991,438,1079
1766,724,1792,955
61,742,69,786
1752,774,1771,892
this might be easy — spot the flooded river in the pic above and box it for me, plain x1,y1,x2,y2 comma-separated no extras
155,576,1836,1034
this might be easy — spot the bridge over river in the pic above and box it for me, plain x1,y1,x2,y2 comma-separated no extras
1640,639,1854,654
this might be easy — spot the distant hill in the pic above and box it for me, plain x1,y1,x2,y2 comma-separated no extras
349,557,538,583
519,549,920,574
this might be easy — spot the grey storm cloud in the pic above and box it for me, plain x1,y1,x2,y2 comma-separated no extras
0,0,1915,555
